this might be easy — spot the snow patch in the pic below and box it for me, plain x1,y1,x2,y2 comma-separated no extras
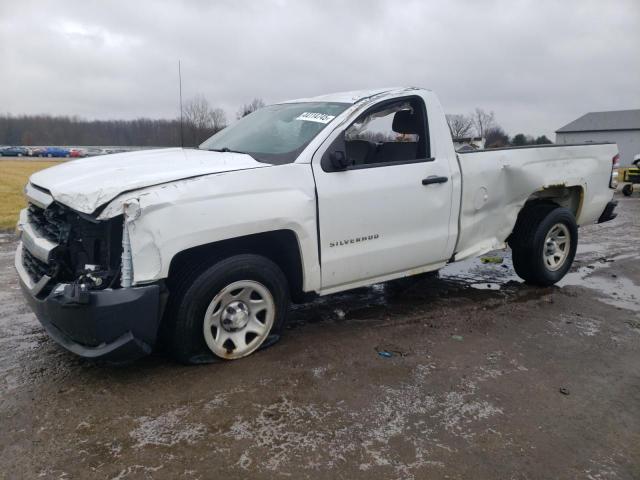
129,407,206,448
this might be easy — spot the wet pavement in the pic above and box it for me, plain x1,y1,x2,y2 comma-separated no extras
1,195,639,479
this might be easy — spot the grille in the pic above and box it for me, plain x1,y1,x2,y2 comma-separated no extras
27,204,69,244
22,246,53,283
22,201,122,287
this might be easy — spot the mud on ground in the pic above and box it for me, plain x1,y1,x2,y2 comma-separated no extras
1,195,639,479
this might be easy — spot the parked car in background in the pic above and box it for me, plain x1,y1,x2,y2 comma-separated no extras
69,148,86,158
84,147,106,156
41,147,70,158
30,147,46,157
1,146,30,157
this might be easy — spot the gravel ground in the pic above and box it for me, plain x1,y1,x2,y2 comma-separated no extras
1,195,639,480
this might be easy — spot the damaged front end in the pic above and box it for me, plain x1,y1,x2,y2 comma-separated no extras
15,184,162,362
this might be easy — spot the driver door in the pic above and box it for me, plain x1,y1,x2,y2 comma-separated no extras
312,96,454,292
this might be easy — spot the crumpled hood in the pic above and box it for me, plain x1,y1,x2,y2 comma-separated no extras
29,148,268,214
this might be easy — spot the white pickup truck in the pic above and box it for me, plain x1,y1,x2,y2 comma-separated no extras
15,87,620,363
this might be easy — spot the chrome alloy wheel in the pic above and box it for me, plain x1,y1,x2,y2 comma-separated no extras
543,223,570,271
203,280,275,359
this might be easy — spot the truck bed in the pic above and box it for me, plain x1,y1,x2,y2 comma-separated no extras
453,143,617,260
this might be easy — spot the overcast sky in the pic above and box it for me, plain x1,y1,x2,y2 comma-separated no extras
1,0,639,137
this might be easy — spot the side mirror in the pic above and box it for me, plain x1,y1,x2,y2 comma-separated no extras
329,150,350,170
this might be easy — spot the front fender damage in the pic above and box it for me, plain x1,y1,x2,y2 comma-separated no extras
120,197,163,286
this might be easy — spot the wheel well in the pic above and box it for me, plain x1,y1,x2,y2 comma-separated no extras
523,185,583,218
507,186,582,245
167,230,307,303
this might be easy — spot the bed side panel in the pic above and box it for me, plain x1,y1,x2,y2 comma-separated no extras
455,144,616,260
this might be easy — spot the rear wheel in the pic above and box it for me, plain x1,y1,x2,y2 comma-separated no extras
509,205,578,286
163,254,289,364
622,184,634,196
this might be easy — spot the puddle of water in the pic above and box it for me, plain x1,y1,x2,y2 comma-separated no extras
469,283,502,290
289,251,525,327
439,250,521,290
441,248,639,311
558,253,640,311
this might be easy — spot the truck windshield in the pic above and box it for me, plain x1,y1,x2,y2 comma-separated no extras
199,102,349,164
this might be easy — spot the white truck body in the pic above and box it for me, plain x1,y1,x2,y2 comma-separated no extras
15,87,619,361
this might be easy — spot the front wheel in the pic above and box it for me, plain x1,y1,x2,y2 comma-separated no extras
163,254,290,364
622,184,634,196
509,205,578,286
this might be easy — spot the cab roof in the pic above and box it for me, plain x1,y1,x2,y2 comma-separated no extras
281,87,425,105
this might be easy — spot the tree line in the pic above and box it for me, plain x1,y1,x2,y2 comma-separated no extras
446,109,552,148
1,97,552,149
0,96,266,147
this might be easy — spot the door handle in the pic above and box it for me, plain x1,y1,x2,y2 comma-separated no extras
422,175,448,185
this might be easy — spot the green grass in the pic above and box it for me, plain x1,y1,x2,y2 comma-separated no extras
0,160,59,230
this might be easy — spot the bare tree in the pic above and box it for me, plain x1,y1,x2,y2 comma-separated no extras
211,108,227,131
446,114,474,138
183,95,212,130
182,95,226,145
471,108,495,139
237,98,265,119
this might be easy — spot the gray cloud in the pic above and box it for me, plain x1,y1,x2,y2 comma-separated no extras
1,0,639,137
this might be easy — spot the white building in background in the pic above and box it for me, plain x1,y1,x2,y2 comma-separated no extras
556,109,640,165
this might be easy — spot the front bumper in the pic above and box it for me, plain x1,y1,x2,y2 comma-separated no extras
597,200,618,224
20,281,161,362
16,244,162,362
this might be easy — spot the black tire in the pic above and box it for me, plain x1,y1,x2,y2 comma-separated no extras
622,184,634,196
162,254,290,364
509,204,578,286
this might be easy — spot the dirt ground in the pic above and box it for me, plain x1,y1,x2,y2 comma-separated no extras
1,195,639,480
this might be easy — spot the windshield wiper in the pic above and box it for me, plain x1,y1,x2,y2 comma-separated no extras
207,147,247,154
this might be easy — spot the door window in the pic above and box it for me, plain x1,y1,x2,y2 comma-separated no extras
344,97,430,167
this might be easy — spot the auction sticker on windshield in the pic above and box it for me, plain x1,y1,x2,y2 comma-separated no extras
295,112,336,124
